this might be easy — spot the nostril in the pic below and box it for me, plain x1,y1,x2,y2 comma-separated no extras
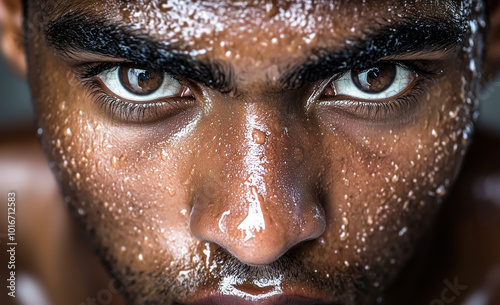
190,193,326,266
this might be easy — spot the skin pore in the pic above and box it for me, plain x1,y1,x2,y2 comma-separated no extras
21,0,485,304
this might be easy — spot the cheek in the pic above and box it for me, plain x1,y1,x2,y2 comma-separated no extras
311,63,476,278
29,48,204,277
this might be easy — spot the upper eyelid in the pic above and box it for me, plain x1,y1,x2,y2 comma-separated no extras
74,62,119,79
76,62,193,87
331,59,443,85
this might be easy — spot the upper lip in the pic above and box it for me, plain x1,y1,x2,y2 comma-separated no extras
181,294,336,305
174,270,342,305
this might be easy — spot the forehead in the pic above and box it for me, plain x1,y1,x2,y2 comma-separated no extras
41,0,463,57
107,0,459,36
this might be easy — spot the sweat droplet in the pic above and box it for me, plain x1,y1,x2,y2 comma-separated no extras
449,108,459,119
265,1,279,17
342,217,349,225
294,147,303,162
167,187,176,196
111,155,121,169
252,129,266,145
436,185,446,197
161,150,168,161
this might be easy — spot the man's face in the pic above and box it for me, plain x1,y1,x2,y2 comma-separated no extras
27,0,485,304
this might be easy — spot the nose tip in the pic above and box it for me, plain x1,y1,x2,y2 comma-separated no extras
190,181,326,265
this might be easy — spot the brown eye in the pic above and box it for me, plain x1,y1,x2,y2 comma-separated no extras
98,64,192,103
119,65,164,95
324,62,416,101
352,63,396,94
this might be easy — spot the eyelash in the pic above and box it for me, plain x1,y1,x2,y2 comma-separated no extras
327,85,425,121
75,63,193,122
318,61,441,121
74,60,442,122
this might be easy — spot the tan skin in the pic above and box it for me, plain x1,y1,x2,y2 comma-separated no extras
1,0,499,304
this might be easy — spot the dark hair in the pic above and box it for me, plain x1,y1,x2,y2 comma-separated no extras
21,0,28,45
21,0,28,14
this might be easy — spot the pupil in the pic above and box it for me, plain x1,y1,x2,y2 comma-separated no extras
118,65,164,96
138,70,150,82
367,68,380,79
352,63,396,94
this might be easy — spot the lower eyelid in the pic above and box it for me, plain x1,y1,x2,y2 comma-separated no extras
316,80,427,122
82,79,196,123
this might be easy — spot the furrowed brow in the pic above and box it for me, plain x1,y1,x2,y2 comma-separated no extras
280,18,466,90
45,11,234,93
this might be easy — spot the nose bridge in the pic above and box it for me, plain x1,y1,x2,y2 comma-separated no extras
237,105,285,242
189,103,325,265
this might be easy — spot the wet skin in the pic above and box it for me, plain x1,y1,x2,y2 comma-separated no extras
26,0,486,304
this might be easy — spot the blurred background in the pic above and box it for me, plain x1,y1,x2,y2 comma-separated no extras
0,56,32,131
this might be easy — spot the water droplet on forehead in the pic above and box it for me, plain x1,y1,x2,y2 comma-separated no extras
342,216,349,225
391,175,399,183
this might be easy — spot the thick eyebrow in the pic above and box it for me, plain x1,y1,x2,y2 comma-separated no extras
46,11,465,93
281,18,465,89
46,10,234,93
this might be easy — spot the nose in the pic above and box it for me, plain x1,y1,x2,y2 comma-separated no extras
189,103,325,265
